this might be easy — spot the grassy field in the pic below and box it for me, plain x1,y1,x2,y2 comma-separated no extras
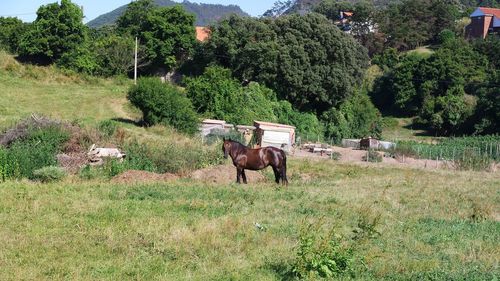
0,53,499,280
0,160,498,280
0,51,135,129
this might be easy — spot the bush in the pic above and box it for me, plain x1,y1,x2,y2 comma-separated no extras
322,91,382,143
274,101,324,141
204,129,244,146
97,120,118,138
127,77,199,134
292,221,354,278
1,125,69,180
32,166,66,183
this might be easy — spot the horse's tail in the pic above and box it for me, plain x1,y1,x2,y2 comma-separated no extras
280,149,288,186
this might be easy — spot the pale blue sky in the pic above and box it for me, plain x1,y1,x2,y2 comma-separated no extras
0,0,272,23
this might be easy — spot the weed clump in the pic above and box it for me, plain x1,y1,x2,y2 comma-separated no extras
32,166,66,183
0,120,69,181
292,220,354,279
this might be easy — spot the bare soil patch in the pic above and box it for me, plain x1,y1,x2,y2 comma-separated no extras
112,170,179,184
293,146,452,170
57,153,88,174
190,164,266,184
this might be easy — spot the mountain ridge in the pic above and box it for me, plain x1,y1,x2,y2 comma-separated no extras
87,0,249,28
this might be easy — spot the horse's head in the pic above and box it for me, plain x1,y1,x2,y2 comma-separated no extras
222,137,232,159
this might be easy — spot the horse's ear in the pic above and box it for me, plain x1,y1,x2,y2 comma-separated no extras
222,137,226,141
228,137,232,141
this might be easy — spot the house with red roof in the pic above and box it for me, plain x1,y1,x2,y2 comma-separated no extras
465,7,500,39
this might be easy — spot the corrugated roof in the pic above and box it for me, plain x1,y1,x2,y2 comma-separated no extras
254,121,295,129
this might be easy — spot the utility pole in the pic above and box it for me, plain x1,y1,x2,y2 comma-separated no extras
134,37,138,85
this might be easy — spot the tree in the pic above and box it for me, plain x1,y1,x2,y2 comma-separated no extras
321,91,382,143
117,1,196,73
206,13,369,113
116,0,156,37
184,66,243,124
19,0,86,64
127,78,199,134
0,17,29,54
378,0,459,50
314,1,385,56
472,71,500,135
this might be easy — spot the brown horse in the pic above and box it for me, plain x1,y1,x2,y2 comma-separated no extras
222,138,288,186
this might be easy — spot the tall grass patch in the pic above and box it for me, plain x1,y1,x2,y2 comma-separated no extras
0,125,69,180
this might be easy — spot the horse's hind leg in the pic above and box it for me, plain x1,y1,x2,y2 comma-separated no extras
236,168,242,184
241,169,248,184
280,165,288,186
272,166,280,184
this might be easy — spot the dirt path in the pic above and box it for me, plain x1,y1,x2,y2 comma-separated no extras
293,146,454,170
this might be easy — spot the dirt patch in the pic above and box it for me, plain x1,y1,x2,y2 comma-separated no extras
190,164,266,184
294,146,454,170
57,153,89,174
112,170,179,184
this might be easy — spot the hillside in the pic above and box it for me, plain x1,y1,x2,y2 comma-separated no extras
263,0,498,17
87,0,249,28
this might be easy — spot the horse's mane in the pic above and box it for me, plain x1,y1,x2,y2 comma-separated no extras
228,139,247,147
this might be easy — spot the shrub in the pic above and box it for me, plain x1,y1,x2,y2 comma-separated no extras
204,129,244,146
1,125,69,180
97,120,118,138
127,77,199,134
292,221,354,279
322,91,382,143
274,101,324,141
78,165,101,180
32,166,66,183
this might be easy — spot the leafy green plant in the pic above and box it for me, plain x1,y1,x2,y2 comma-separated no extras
1,125,69,180
78,165,101,180
32,166,66,183
97,119,118,138
353,206,382,240
127,77,199,134
292,221,354,279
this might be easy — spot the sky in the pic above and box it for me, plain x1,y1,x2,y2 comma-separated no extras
0,0,273,23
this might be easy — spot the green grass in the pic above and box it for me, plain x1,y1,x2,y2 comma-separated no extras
0,67,135,130
0,160,498,280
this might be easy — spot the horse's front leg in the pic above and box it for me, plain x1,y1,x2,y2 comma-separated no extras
236,168,242,184
241,169,247,184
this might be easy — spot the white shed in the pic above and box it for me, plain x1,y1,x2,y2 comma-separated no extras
254,121,295,152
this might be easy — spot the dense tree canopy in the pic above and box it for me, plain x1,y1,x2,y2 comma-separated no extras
19,0,86,64
0,17,29,54
378,0,459,50
206,13,369,113
184,66,324,137
117,0,196,72
371,37,492,135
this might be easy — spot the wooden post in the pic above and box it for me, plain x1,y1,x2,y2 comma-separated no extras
134,37,138,85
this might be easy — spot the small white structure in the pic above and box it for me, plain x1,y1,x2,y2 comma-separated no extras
254,121,295,152
200,119,234,137
87,144,126,165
